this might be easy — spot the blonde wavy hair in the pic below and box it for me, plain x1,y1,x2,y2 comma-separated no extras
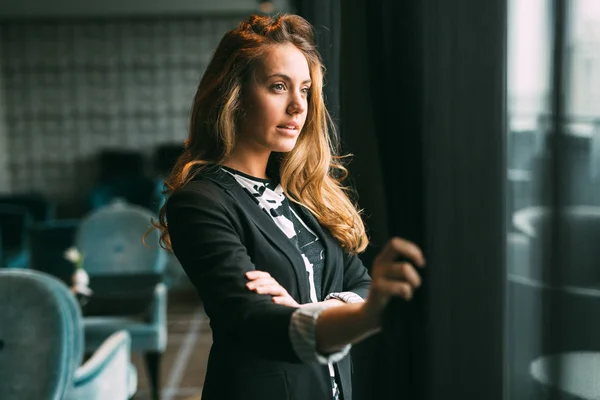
153,13,368,255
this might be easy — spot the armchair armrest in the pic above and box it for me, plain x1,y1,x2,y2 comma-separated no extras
148,283,168,352
65,330,137,400
149,282,167,325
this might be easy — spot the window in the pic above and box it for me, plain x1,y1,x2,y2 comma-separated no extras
507,0,600,398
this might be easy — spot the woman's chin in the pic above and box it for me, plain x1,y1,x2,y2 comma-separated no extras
271,139,299,153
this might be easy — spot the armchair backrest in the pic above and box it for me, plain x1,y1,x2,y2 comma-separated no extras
0,269,83,400
76,200,167,275
513,205,600,287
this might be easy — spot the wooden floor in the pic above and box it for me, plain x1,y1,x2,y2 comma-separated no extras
131,288,211,400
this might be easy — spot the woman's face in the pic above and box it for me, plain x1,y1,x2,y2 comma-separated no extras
237,43,311,155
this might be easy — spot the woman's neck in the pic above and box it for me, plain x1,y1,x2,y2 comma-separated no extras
222,153,270,180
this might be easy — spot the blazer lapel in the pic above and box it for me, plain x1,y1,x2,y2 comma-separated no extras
200,167,312,304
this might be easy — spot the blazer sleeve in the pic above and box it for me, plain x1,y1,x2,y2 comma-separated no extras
342,252,371,300
166,185,300,363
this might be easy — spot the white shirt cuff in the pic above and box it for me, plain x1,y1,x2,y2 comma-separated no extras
324,291,365,304
289,302,351,365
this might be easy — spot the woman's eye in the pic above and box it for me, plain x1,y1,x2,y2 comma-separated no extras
272,83,285,91
301,87,311,95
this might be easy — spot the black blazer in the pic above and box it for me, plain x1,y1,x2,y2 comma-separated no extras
166,166,371,400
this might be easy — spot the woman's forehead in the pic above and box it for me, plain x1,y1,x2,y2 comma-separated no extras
255,44,311,82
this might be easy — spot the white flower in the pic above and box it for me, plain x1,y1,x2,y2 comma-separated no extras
72,268,89,286
72,269,93,296
72,285,93,296
64,247,82,264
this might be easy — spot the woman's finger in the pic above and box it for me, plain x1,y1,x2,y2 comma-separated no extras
374,279,414,300
375,237,426,268
254,284,288,296
246,277,278,290
245,270,272,280
384,262,422,288
272,296,300,307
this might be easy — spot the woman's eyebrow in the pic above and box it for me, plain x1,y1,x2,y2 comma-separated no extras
266,73,312,84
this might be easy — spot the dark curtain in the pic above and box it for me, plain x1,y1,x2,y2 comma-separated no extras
339,1,427,399
292,0,341,121
340,0,506,399
298,0,507,398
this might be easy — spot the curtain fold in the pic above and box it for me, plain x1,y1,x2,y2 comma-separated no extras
340,1,427,399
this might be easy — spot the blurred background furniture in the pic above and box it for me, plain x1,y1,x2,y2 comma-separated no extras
150,143,190,291
76,200,168,400
151,143,184,214
0,192,59,269
0,192,57,223
0,269,137,400
509,206,600,398
530,352,600,400
28,219,80,285
87,149,156,212
0,204,32,269
513,205,600,288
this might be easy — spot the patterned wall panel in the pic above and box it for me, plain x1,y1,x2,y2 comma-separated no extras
0,16,240,204
0,44,9,193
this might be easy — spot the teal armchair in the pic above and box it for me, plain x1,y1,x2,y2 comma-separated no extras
0,269,137,400
76,200,168,400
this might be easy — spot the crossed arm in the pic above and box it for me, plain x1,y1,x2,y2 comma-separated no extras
245,237,425,354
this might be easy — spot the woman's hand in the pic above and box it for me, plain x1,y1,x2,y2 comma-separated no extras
245,270,300,308
363,237,426,325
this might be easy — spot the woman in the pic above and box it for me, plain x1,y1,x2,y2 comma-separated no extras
156,13,425,400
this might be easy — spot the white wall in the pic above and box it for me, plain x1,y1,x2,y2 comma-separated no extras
0,0,292,18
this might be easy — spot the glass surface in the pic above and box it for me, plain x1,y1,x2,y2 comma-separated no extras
506,0,600,398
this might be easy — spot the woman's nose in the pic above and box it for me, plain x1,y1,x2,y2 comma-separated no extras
287,93,306,115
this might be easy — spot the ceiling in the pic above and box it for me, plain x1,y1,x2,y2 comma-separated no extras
0,0,292,19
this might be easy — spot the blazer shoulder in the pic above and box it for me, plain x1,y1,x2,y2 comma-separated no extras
183,177,227,197
166,178,231,211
